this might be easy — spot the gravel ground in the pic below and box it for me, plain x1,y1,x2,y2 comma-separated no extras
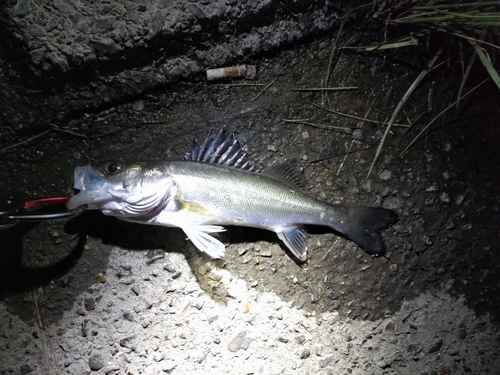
1,1,500,374
1,245,499,375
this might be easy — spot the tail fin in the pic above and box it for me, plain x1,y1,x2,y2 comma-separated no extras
336,207,398,255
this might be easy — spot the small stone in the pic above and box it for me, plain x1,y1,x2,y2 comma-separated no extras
427,339,443,353
20,364,32,374
76,308,86,316
302,131,310,139
194,300,204,310
268,145,277,152
260,249,272,257
84,298,95,311
423,235,433,245
458,329,467,339
242,301,250,313
227,331,251,352
96,273,106,283
439,192,450,202
119,335,137,349
300,348,311,359
133,100,145,111
88,353,104,371
122,310,134,321
153,352,165,362
379,170,392,180
319,356,333,368
295,335,306,345
352,128,363,140
278,336,289,343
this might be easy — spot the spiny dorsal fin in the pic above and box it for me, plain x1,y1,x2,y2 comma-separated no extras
185,129,252,170
261,159,307,192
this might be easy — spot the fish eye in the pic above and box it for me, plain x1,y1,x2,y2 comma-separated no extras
105,162,122,175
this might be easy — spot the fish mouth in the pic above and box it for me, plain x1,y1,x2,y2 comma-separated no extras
66,190,113,209
66,166,112,209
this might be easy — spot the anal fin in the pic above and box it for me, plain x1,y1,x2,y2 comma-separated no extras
277,226,308,261
182,225,227,259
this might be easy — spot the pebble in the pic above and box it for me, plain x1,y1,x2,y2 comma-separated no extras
88,353,104,371
122,310,134,321
379,170,392,180
119,335,137,349
319,356,333,368
84,298,95,311
300,348,311,359
133,100,145,111
227,331,252,352
352,128,363,140
427,339,443,353
194,299,204,310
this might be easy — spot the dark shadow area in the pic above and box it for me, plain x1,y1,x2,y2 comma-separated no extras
0,222,86,297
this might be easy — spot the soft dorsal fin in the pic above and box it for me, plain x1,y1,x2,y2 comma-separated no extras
185,129,252,170
261,160,307,192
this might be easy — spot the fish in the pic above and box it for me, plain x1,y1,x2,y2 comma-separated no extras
67,129,398,261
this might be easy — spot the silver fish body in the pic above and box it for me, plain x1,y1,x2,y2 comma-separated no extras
67,131,397,260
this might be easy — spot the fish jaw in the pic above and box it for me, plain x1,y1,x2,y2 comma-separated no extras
66,166,115,210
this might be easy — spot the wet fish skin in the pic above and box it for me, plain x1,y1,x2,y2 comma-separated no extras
67,131,398,260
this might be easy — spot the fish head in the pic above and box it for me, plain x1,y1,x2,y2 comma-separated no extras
67,161,175,219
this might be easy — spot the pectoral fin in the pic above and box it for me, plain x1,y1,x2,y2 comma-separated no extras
182,225,227,259
277,226,308,261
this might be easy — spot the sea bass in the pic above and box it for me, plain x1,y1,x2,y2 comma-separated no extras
67,130,398,261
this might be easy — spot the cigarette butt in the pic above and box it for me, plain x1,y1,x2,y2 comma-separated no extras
206,65,256,81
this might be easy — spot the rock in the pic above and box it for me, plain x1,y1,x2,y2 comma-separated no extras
90,37,121,55
88,353,104,371
122,310,134,321
133,100,145,111
187,4,206,20
319,356,332,368
84,297,95,311
14,0,31,17
300,348,311,359
227,331,252,352
427,339,443,353
119,335,137,350
194,299,204,310
352,128,363,140
151,10,165,34
379,170,392,180
19,364,32,374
